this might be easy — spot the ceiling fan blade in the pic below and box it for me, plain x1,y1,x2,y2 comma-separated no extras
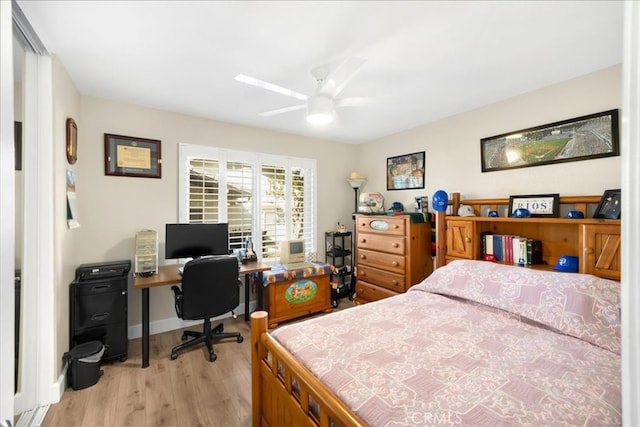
317,57,366,97
235,74,308,101
336,97,394,107
258,104,306,117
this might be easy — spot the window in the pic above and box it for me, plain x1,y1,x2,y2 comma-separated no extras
178,144,317,262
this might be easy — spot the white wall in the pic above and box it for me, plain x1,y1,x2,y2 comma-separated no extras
51,56,81,377
73,97,359,326
358,65,621,209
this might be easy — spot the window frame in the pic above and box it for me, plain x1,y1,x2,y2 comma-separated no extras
178,143,317,263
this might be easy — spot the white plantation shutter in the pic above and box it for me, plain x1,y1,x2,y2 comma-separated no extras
226,161,254,251
260,164,286,260
188,158,219,223
178,144,316,262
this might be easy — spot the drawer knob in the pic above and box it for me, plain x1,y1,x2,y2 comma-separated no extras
392,243,399,248
394,225,399,229
391,261,399,267
360,254,366,259
584,247,594,254
464,237,471,243
360,238,366,243
360,271,366,276
392,280,398,285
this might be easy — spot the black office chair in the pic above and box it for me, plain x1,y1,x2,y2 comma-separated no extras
170,256,244,362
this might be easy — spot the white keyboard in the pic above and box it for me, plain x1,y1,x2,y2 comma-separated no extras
282,262,315,270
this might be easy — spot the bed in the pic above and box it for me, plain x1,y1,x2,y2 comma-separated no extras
250,260,621,426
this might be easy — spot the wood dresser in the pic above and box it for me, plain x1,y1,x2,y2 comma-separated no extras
435,194,621,281
354,214,433,304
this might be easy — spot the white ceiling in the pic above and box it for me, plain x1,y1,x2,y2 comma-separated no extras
15,1,623,144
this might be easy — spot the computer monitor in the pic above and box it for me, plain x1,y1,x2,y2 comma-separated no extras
279,239,305,264
165,223,229,259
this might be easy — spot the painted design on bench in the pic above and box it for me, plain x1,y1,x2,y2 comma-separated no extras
285,279,318,304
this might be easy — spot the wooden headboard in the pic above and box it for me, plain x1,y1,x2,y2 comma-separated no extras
434,193,621,281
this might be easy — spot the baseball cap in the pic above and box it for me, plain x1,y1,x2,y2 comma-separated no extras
512,208,531,218
566,210,585,219
389,202,404,212
553,255,579,272
457,205,475,217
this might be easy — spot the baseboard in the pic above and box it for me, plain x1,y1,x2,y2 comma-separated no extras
14,404,49,427
127,301,252,339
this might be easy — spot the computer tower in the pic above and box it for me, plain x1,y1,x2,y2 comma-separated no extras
70,260,130,363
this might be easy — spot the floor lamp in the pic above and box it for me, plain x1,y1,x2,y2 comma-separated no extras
347,177,366,297
347,178,366,216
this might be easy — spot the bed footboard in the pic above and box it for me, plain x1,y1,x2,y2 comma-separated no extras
251,311,364,427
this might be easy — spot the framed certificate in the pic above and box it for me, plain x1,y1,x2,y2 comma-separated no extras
104,133,162,178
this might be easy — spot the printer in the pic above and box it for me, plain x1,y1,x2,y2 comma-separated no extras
75,260,131,281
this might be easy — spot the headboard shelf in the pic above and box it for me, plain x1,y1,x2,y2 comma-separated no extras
435,193,621,281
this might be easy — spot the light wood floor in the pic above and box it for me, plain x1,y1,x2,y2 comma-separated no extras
41,299,354,427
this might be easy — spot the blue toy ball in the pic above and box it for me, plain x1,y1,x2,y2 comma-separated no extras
432,190,448,212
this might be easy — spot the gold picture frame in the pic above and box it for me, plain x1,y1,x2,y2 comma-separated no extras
66,118,78,165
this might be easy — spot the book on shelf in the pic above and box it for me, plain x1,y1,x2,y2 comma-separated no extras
526,239,543,265
492,235,503,262
481,234,542,265
480,232,493,257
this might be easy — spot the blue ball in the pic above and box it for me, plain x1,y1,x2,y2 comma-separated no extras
432,190,448,212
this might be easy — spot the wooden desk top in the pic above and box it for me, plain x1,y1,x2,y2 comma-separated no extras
133,261,272,289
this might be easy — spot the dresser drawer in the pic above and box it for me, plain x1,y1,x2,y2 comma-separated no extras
357,216,406,236
357,248,405,274
357,233,405,255
357,265,405,292
354,280,397,303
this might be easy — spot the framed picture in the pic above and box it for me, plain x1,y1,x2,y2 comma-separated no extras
66,118,78,165
104,133,162,178
593,189,621,219
481,109,619,172
386,151,425,190
508,193,560,217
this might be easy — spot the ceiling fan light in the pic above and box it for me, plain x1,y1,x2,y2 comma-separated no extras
306,96,334,125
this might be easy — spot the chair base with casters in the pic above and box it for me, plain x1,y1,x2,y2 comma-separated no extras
170,316,243,362
169,255,245,363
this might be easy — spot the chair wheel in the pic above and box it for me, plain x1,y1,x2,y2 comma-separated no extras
119,356,127,363
181,333,188,341
171,352,178,360
237,335,244,343
209,352,217,362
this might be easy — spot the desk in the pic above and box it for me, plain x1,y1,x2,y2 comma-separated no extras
133,261,270,368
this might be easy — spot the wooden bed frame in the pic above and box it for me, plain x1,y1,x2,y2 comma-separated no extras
250,193,614,427
251,311,364,427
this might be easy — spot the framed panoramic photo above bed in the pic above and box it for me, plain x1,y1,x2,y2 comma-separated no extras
480,109,619,172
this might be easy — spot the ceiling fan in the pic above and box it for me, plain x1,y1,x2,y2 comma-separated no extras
235,57,377,125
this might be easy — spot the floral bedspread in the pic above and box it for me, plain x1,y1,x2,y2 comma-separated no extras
270,260,621,426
